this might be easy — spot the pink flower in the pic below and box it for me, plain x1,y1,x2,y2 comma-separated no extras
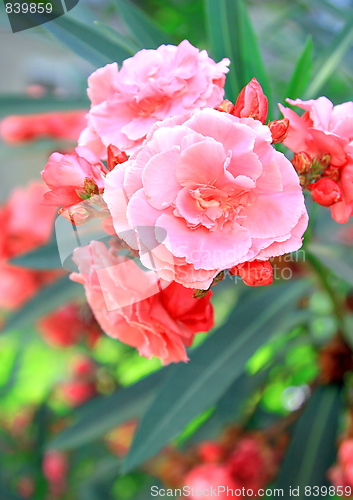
79,40,230,157
0,110,87,144
104,108,308,290
329,439,353,488
233,77,268,123
280,97,353,222
41,146,107,208
42,451,68,495
184,464,242,499
70,241,214,364
0,182,57,309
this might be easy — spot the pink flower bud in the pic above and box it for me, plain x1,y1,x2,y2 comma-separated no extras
107,144,128,171
230,260,273,287
292,151,312,174
217,99,235,114
268,118,289,144
70,355,96,379
309,178,341,207
233,78,268,123
42,451,68,485
198,441,224,463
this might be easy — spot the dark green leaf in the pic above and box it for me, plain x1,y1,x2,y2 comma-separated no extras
204,0,240,101
304,13,353,98
48,367,172,451
94,21,139,54
123,280,310,472
44,15,132,67
1,276,84,334
285,36,313,100
307,243,353,286
113,0,172,49
0,95,88,118
10,238,62,270
275,385,343,493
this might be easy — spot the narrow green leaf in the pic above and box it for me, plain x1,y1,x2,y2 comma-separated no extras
113,0,172,49
123,280,310,472
235,0,272,112
94,21,139,54
307,243,353,286
44,15,132,68
275,385,343,493
48,367,172,451
1,276,84,334
10,238,62,270
285,36,313,100
204,0,240,101
0,96,88,118
305,14,353,98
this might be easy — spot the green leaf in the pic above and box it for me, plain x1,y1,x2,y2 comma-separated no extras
307,243,353,286
47,367,172,451
204,0,240,101
94,21,139,54
204,0,271,110
123,280,310,472
275,385,343,493
285,36,313,100
10,238,62,270
0,95,89,118
113,0,173,49
44,15,132,68
304,13,353,98
1,276,84,334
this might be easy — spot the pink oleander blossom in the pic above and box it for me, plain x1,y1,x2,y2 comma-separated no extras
79,40,230,157
184,464,242,500
104,108,308,290
41,146,107,208
280,97,353,223
70,241,214,364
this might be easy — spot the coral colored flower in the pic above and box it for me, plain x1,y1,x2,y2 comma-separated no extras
230,260,273,287
329,439,353,488
0,182,57,310
58,380,97,407
292,151,312,174
227,437,276,494
79,40,229,157
42,451,68,494
233,78,268,124
41,146,107,208
70,241,214,364
198,441,225,464
104,108,308,290
0,110,87,144
268,118,289,144
280,97,353,222
309,178,341,207
185,464,242,499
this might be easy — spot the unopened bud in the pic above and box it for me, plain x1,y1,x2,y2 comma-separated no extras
233,78,268,124
268,118,289,144
320,154,331,168
107,144,128,171
298,175,307,188
309,178,341,207
217,99,235,114
229,260,273,287
292,151,312,174
84,177,99,196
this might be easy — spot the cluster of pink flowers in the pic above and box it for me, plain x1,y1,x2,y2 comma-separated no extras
33,38,353,364
280,98,353,222
329,438,353,489
182,435,277,499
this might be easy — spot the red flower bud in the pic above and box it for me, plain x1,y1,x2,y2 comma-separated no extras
198,441,224,463
323,166,340,182
217,99,235,114
292,151,312,174
229,260,273,287
42,451,68,485
107,144,128,171
268,118,289,144
309,178,341,207
233,78,268,123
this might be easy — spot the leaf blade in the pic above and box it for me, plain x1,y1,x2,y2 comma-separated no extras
285,36,313,100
